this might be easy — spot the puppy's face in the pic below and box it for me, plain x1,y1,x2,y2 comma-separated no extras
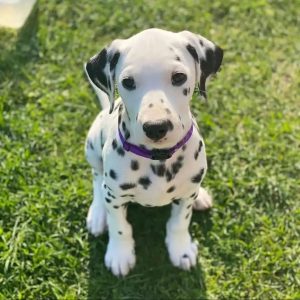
86,29,223,149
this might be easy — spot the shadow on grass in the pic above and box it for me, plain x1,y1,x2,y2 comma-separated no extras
0,1,39,72
88,204,212,300
0,1,39,115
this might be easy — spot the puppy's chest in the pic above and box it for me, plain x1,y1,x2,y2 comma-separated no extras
103,138,206,206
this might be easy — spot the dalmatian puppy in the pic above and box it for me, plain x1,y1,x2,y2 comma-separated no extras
84,28,223,277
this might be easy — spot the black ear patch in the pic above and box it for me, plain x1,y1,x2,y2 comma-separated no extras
86,48,109,92
186,42,223,100
200,47,223,76
109,51,120,71
86,48,121,113
199,46,223,99
186,44,199,63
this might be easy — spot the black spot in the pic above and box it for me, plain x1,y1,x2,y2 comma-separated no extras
157,164,166,176
109,51,120,71
88,140,94,150
138,177,152,190
182,254,188,258
194,151,199,160
167,186,176,193
125,130,130,140
118,104,123,125
100,131,104,149
175,56,181,61
182,145,187,151
198,140,203,152
151,164,166,177
112,139,117,150
118,231,123,235
120,183,136,190
171,161,182,175
139,144,147,150
121,194,134,197
183,88,188,96
165,108,171,114
172,199,180,205
167,120,174,131
122,121,127,131
109,169,117,180
94,172,99,176
160,99,164,103
185,213,190,219
186,44,199,63
104,172,108,177
131,160,139,171
104,184,112,191
199,39,204,46
105,197,111,203
113,205,119,209
191,168,205,183
145,204,153,207
190,192,196,198
187,204,192,209
178,155,184,162
150,165,155,174
149,103,153,108
107,192,116,199
165,170,173,182
117,147,125,156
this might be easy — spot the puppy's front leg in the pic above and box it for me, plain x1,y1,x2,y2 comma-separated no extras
87,170,107,236
166,198,198,270
104,202,136,277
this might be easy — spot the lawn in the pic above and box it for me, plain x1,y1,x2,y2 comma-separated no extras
0,0,299,299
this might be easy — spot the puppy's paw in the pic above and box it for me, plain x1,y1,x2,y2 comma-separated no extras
105,238,136,277
193,187,213,211
166,233,198,271
87,203,107,236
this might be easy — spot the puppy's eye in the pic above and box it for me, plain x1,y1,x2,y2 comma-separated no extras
122,77,136,90
171,72,187,86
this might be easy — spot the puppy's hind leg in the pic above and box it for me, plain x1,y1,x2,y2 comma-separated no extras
87,169,107,236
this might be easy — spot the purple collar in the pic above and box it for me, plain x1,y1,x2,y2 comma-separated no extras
118,124,193,160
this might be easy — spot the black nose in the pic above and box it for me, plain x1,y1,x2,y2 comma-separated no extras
143,120,173,141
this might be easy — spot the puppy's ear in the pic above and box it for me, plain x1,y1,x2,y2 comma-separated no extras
179,31,223,100
84,40,123,113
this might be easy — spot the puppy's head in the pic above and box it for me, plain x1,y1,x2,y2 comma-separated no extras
85,29,223,149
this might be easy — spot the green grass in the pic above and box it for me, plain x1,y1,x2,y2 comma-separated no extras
0,0,299,299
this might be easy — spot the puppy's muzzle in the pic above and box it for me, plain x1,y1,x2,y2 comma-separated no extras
143,120,173,141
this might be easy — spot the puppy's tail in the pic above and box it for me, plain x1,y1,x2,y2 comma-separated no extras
84,63,110,110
